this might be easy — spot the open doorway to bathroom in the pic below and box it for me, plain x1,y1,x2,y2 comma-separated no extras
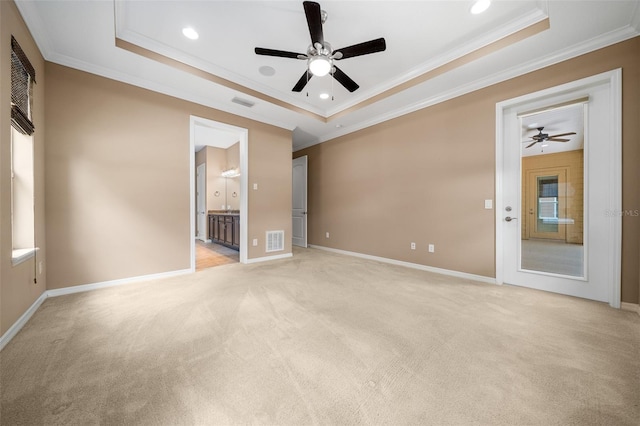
190,116,248,271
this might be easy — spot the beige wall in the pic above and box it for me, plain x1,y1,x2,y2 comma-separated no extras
196,144,241,215
296,36,640,304
205,147,227,211
45,63,291,290
248,127,293,258
0,1,47,335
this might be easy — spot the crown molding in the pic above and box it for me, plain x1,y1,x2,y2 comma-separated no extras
14,0,54,60
324,6,551,117
297,24,639,151
46,51,295,132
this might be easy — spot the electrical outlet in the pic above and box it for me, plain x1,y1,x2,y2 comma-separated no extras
410,242,416,250
39,261,43,275
428,244,435,253
252,238,258,246
326,232,330,238
253,183,258,190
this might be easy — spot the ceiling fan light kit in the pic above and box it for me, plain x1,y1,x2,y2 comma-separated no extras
255,1,386,93
309,56,331,76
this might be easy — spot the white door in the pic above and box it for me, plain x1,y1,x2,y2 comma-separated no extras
497,70,621,307
292,156,308,247
196,163,207,241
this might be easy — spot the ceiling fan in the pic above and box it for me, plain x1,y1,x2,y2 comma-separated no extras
525,127,576,148
254,1,386,93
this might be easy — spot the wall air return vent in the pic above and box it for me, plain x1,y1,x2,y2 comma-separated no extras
231,97,255,108
266,230,284,252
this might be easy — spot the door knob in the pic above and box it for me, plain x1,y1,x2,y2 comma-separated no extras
505,216,517,222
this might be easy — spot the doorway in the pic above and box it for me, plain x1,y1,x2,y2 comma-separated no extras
292,155,308,248
189,116,248,270
496,70,622,307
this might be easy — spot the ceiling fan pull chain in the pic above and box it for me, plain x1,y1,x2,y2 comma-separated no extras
331,71,334,101
306,70,310,97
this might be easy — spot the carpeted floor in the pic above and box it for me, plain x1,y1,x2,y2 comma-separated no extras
1,247,638,425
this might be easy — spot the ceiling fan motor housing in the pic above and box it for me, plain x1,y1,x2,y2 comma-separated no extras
254,1,386,92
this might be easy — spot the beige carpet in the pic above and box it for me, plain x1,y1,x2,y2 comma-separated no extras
1,247,638,425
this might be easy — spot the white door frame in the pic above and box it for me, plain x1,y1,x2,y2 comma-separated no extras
189,116,249,269
495,69,622,308
196,162,208,242
292,155,308,247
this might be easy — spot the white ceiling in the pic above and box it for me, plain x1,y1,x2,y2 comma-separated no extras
521,102,584,157
15,1,640,151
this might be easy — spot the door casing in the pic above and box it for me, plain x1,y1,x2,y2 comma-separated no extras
196,163,208,241
189,116,248,268
495,69,622,308
292,155,308,248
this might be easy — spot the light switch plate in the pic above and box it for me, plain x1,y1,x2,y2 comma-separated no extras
484,199,493,209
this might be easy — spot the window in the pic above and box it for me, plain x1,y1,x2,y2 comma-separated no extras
11,127,35,264
11,35,35,135
10,35,37,265
537,177,559,222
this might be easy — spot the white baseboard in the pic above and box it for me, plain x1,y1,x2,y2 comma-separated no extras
0,291,48,352
46,268,192,297
621,302,640,316
246,252,293,264
309,245,496,284
1,268,192,352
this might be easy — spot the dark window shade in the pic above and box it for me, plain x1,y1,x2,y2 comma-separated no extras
11,36,35,136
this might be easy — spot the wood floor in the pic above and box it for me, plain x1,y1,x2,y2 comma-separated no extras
195,240,239,271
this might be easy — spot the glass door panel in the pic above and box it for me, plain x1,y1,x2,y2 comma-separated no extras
520,108,585,278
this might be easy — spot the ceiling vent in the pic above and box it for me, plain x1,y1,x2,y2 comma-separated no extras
231,97,255,108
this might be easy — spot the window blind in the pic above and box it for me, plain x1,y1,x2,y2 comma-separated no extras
11,36,35,136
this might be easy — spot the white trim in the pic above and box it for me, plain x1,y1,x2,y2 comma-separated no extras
608,70,623,309
190,122,196,272
309,245,496,285
0,268,191,351
46,269,192,298
245,252,293,264
620,302,640,316
189,116,249,266
17,0,638,152
495,69,622,308
0,291,48,352
11,247,40,266
304,26,639,151
322,7,550,117
46,51,294,132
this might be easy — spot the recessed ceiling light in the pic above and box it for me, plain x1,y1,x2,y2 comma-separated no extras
259,65,276,77
182,27,199,40
319,93,330,100
470,0,491,15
